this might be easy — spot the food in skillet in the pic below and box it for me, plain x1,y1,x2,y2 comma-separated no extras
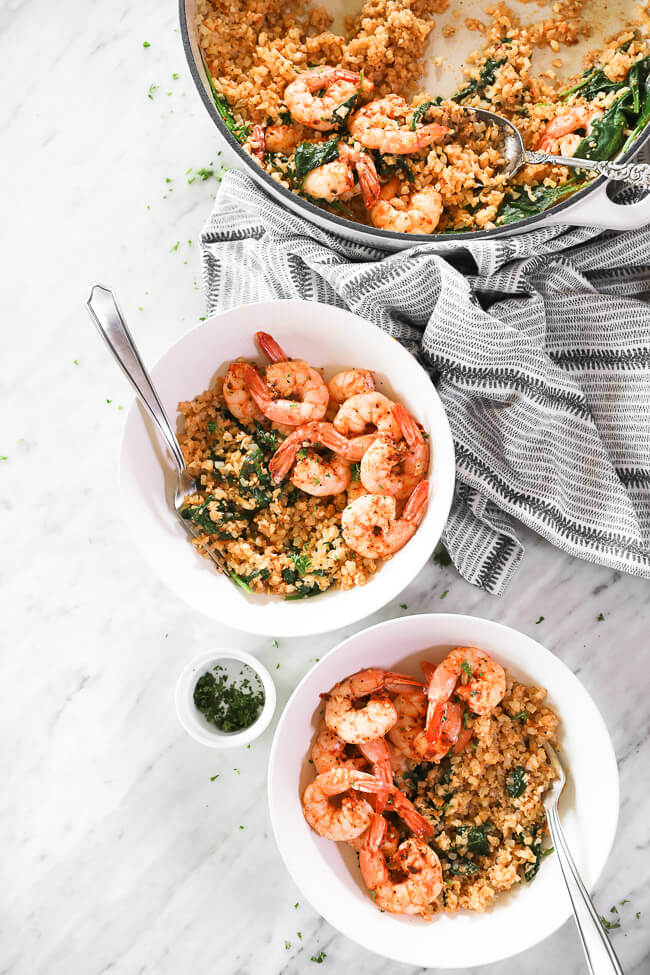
178,332,430,597
302,648,559,916
196,0,650,233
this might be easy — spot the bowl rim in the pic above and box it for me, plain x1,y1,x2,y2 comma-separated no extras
175,647,277,748
118,299,456,636
267,612,620,968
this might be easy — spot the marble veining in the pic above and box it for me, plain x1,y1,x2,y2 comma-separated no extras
1,1,649,973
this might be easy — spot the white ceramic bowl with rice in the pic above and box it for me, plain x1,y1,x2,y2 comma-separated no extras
267,613,619,968
119,300,455,636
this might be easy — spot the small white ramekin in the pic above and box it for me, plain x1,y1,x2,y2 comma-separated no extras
175,648,276,748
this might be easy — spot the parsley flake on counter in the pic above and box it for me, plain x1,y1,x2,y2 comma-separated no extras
272,639,279,648
440,589,449,599
209,773,220,782
284,940,291,950
400,603,407,609
294,902,299,908
597,612,605,621
311,952,326,963
535,615,545,624
433,543,452,566
73,358,79,365
276,663,280,669
170,241,180,252
143,40,151,47
172,72,180,79
147,83,159,99
600,916,620,931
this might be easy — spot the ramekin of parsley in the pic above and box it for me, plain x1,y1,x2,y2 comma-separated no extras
175,648,276,748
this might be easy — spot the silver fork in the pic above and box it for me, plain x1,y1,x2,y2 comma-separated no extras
86,284,230,580
543,743,624,975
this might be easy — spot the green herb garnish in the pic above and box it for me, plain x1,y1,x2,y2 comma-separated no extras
293,139,339,190
194,664,265,732
454,58,507,102
506,765,527,799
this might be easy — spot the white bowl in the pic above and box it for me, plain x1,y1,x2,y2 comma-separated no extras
120,300,455,636
175,648,276,748
267,614,619,969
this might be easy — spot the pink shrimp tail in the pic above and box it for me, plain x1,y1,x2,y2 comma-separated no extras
255,331,288,363
391,789,434,838
356,156,381,208
403,480,429,526
243,364,272,409
391,402,424,447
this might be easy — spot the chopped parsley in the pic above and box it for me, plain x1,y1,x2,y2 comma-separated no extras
600,916,620,931
147,83,159,99
597,612,605,621
311,951,327,963
440,589,449,600
350,462,361,481
535,615,545,624
432,543,452,567
143,40,151,48
461,659,472,677
209,773,220,782
512,710,528,723
193,664,265,732
506,765,527,799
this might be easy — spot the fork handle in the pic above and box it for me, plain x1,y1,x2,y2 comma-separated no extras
545,805,624,975
86,285,186,475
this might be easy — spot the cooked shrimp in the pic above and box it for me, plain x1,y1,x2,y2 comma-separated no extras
223,360,264,423
345,478,370,503
360,402,429,498
324,668,425,744
333,391,400,439
537,105,604,152
388,693,447,762
370,178,443,234
328,369,375,404
264,124,299,154
342,480,429,559
348,95,450,154
294,450,351,496
348,816,399,855
268,422,347,483
303,143,380,207
245,123,266,161
358,737,394,812
424,647,506,741
244,362,329,426
301,768,386,841
311,724,367,774
285,66,374,132
360,815,442,916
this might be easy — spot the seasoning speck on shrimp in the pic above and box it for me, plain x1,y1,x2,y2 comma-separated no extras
424,647,506,743
360,814,443,917
348,94,450,154
370,178,443,234
342,480,429,559
325,667,425,744
244,361,329,426
360,402,429,498
285,66,374,131
301,768,387,841
302,143,380,207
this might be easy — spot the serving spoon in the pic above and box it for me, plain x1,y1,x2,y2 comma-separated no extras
462,106,650,188
86,284,230,582
542,743,624,975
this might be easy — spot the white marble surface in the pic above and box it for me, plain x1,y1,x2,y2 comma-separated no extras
2,2,649,973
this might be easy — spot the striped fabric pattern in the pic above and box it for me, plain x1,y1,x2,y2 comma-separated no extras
200,169,650,594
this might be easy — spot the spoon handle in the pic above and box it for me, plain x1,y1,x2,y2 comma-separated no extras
545,803,624,975
525,149,650,188
86,284,186,475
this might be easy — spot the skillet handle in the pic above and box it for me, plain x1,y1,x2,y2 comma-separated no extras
537,178,650,232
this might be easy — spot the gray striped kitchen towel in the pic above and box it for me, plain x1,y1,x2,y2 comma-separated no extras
200,168,650,594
